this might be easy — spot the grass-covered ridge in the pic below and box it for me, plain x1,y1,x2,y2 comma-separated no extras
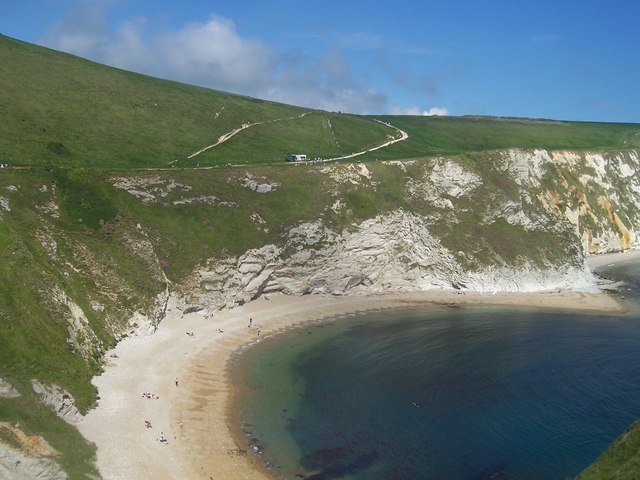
359,115,640,160
2,34,640,170
0,35,395,169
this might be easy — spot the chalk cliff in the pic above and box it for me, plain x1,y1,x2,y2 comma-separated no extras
182,149,639,311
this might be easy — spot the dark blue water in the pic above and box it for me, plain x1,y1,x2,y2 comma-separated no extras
236,260,640,480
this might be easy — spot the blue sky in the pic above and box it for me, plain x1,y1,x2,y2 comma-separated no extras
3,0,639,122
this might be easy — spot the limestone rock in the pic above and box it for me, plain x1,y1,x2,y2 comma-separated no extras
52,288,101,361
0,444,66,480
31,381,81,425
0,378,20,399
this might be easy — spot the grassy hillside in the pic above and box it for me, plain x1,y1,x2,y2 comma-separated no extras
0,35,394,169
2,34,640,170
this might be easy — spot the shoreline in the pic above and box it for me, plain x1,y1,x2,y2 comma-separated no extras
587,249,640,269
76,281,629,479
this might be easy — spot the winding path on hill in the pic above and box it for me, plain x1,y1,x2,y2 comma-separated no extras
322,119,409,162
187,115,409,164
187,111,312,159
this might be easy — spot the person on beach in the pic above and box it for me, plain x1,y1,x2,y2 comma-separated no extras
248,317,253,328
175,378,179,387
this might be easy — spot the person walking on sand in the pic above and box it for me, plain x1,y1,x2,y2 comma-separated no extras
175,377,179,387
248,317,253,328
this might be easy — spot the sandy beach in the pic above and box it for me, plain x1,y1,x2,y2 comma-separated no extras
77,256,634,480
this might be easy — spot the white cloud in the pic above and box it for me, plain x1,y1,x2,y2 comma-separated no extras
389,105,449,116
39,7,388,114
155,16,276,92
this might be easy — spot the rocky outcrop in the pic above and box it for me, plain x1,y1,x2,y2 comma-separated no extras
52,288,101,361
184,149,640,311
0,423,66,480
0,445,66,480
0,378,20,398
192,210,596,310
31,381,82,425
239,172,280,193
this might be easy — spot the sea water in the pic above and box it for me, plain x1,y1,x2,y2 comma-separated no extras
234,260,640,480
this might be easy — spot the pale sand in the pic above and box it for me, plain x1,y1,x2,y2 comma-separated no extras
77,284,629,479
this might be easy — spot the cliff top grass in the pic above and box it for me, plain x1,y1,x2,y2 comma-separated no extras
360,115,640,160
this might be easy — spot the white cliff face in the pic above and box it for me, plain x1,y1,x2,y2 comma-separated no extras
0,378,20,399
185,148,640,310
192,210,597,310
0,444,66,480
52,288,102,361
487,149,640,253
407,157,482,210
31,380,82,425
0,423,66,480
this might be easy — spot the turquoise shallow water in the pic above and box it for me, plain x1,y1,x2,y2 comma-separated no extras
235,260,640,480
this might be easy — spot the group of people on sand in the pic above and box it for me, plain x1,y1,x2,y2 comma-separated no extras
142,377,186,445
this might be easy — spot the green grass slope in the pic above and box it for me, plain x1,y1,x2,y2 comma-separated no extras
2,34,640,171
0,35,394,169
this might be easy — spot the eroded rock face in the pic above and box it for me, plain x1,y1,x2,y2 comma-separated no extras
0,445,67,480
52,288,101,361
182,149,640,311
0,378,20,399
0,196,10,213
404,157,485,211
191,210,597,310
111,175,192,203
31,381,82,425
497,149,640,253
0,422,66,480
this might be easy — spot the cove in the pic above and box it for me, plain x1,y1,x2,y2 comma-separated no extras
234,261,640,480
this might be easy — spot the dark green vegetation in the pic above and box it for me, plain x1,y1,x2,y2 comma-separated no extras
1,34,639,478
